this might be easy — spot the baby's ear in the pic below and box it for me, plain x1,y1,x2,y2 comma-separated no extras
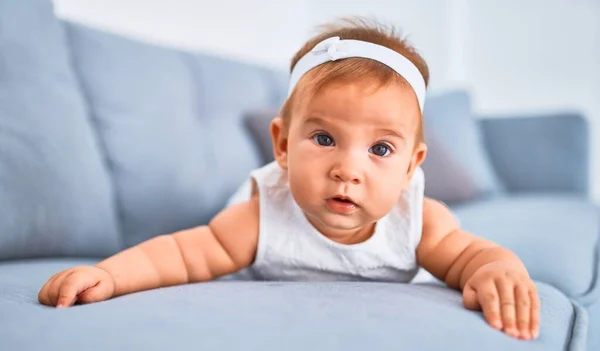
270,117,288,169
407,141,427,179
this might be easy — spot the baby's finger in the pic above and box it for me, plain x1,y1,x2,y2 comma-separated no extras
48,271,73,306
462,284,481,311
38,271,62,305
530,286,541,339
56,273,87,307
515,283,531,340
477,281,502,330
496,278,518,338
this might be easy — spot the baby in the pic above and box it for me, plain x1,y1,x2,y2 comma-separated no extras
38,17,540,341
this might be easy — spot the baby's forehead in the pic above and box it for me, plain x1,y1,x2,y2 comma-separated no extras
295,78,421,132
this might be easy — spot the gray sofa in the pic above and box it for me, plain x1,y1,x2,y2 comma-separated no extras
1,0,597,350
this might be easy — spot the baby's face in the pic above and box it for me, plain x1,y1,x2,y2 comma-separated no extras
281,80,426,237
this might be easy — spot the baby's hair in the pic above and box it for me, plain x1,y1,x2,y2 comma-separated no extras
281,16,429,143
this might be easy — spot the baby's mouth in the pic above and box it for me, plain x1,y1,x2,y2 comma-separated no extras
332,197,355,204
326,196,358,214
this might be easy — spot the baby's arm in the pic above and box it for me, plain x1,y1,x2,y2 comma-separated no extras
416,198,539,340
38,196,259,307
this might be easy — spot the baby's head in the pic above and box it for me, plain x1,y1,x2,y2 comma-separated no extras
270,17,429,238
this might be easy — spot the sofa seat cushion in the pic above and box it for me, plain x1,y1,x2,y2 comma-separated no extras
450,195,599,299
0,259,587,350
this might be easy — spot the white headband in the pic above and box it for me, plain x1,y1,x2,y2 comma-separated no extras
288,36,426,111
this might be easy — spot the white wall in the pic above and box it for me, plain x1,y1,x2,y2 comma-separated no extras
53,0,600,200
465,0,600,200
466,0,599,114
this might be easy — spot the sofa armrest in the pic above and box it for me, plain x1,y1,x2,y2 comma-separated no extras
477,112,590,196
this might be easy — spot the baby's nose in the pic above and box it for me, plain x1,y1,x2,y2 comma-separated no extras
329,156,363,184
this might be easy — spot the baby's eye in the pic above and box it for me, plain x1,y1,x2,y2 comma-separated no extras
312,133,335,147
369,143,392,157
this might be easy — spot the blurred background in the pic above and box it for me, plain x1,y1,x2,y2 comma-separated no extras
52,0,600,201
1,3,600,347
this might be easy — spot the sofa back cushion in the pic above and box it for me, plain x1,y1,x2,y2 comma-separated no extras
421,91,503,204
64,22,286,246
0,0,121,260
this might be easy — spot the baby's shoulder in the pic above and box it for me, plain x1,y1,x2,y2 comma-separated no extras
209,193,261,257
224,161,288,211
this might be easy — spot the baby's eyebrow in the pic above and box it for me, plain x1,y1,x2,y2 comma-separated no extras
303,116,329,126
376,127,407,140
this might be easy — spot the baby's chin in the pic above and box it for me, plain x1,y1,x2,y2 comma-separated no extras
305,210,378,240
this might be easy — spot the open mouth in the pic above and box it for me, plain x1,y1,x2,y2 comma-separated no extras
332,197,354,204
326,196,358,214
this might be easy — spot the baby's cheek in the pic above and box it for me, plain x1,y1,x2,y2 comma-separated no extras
289,171,318,205
291,176,311,196
366,186,395,217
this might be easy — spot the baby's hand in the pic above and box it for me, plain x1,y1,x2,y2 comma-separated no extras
38,266,115,308
462,261,540,340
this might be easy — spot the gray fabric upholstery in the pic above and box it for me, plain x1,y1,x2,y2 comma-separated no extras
64,22,284,247
450,194,600,350
244,108,279,164
421,91,504,204
0,0,121,260
478,113,590,195
0,259,588,351
586,301,600,350
450,195,599,298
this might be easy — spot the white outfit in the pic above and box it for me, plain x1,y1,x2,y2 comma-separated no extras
226,161,426,282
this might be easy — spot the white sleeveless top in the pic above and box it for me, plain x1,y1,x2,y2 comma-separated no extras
226,161,425,282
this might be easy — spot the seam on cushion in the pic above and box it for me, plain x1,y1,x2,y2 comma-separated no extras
60,21,125,248
566,298,589,351
573,206,600,305
179,51,220,217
